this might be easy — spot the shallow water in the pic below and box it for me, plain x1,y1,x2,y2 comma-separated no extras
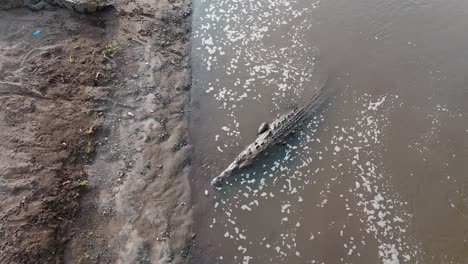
190,0,468,263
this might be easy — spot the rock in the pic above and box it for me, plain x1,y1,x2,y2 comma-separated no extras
127,111,135,117
138,21,156,37
1,0,113,12
46,0,114,13
63,21,80,35
0,0,25,9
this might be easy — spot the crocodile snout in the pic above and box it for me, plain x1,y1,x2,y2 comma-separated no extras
211,176,223,187
211,166,236,187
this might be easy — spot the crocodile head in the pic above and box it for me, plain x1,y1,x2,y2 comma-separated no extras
210,165,236,187
211,129,273,187
211,161,241,187
211,151,253,187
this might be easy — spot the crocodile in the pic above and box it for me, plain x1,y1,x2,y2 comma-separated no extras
0,0,113,13
211,81,331,187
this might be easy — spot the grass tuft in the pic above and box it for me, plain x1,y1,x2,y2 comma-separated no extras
103,42,118,57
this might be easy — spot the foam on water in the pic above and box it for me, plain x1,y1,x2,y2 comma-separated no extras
193,0,322,152
206,92,422,263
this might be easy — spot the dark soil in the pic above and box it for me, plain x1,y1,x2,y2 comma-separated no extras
1,0,194,262
0,8,117,263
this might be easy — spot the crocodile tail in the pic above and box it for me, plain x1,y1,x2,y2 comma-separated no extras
302,76,333,117
270,80,330,140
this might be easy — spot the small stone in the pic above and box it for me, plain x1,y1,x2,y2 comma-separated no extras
145,160,151,169
204,190,209,196
127,112,135,117
132,74,138,78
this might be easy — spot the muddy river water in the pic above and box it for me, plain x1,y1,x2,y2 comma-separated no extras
189,0,468,263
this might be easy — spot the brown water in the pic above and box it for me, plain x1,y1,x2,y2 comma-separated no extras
190,0,468,263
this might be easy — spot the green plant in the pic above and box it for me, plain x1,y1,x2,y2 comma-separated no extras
77,252,90,263
66,55,74,63
85,140,95,155
78,180,88,186
85,115,103,135
83,86,93,97
103,42,118,57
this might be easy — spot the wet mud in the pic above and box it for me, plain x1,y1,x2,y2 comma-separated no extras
63,0,194,263
0,8,116,263
0,0,194,263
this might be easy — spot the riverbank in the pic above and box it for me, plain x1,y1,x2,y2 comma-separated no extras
0,0,193,262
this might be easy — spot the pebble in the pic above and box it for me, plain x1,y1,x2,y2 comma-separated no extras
127,112,135,117
204,190,209,196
